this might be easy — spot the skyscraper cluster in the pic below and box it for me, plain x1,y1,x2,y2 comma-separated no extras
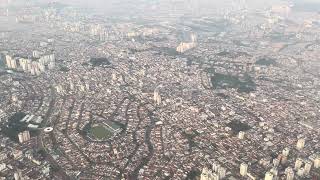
90,24,109,42
176,33,197,53
200,162,226,180
17,131,30,143
5,53,55,75
240,142,320,180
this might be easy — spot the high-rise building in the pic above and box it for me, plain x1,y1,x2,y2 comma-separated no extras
270,167,278,177
5,53,54,75
295,158,303,170
297,167,304,177
264,171,273,180
240,163,248,176
273,158,280,167
218,167,226,179
19,58,27,71
282,147,290,157
285,167,294,180
5,55,12,68
200,167,209,180
238,131,245,139
314,155,320,168
176,42,197,53
211,173,219,180
211,162,226,179
296,138,305,150
304,160,312,175
154,88,161,105
10,58,17,69
190,33,197,43
18,131,30,143
212,162,220,172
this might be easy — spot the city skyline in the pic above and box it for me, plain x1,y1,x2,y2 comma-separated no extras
0,0,319,180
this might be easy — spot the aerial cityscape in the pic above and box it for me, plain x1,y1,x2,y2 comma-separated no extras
0,0,319,179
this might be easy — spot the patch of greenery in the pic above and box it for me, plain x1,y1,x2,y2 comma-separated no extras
211,73,256,93
90,125,113,140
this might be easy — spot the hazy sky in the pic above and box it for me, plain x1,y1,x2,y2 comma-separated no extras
60,0,320,15
43,0,286,13
3,0,320,14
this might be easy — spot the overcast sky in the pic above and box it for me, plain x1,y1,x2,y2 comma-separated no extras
2,0,320,14
41,0,286,13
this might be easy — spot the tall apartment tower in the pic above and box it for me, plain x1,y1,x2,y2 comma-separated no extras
18,131,30,143
5,55,12,68
282,147,290,157
314,155,320,168
211,173,219,180
200,167,209,180
303,160,312,175
297,168,304,177
285,167,294,180
295,158,303,170
240,163,248,176
238,131,245,139
218,167,226,179
154,88,161,105
296,138,305,150
264,171,273,180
